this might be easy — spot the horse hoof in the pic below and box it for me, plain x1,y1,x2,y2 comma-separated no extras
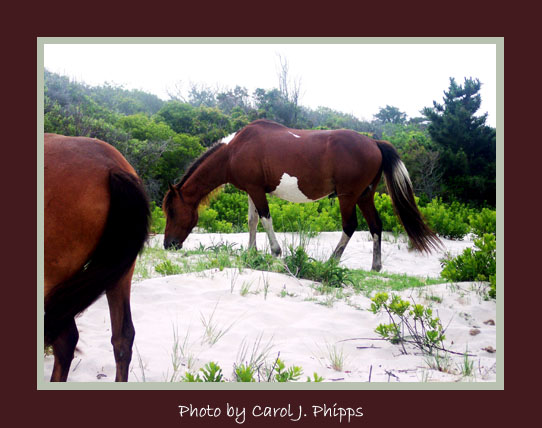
272,248,282,257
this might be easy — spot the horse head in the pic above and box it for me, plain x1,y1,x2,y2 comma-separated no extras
162,183,198,250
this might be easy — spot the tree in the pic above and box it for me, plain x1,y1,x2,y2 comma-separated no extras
422,77,496,206
216,86,251,115
374,105,407,124
277,54,302,126
384,129,442,202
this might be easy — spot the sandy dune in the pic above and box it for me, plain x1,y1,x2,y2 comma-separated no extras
43,231,497,383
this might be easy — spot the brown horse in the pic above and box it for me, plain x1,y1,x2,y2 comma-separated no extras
163,119,441,271
44,134,149,382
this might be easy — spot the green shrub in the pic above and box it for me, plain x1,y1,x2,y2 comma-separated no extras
181,362,225,382
469,208,496,237
207,189,248,231
440,233,496,297
370,292,446,355
198,208,234,233
420,198,471,239
273,358,303,382
150,201,166,234
284,247,354,288
155,260,184,275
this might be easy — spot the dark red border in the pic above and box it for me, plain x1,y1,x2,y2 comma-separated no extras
6,1,524,426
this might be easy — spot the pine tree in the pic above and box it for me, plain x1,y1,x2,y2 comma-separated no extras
422,77,496,206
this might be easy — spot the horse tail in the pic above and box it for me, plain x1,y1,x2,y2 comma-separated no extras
375,140,442,253
44,169,150,345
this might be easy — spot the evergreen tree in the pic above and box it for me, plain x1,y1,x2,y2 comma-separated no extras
422,77,496,206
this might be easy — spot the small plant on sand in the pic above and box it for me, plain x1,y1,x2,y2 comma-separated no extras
269,357,303,382
181,362,225,382
325,343,346,371
233,363,257,382
370,292,446,355
200,302,236,346
306,372,324,382
155,259,184,276
314,342,346,372
283,246,354,288
457,348,475,378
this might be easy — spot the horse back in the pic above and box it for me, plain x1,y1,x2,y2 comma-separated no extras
226,121,382,199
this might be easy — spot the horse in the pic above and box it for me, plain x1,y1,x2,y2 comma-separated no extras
162,119,441,271
44,133,149,382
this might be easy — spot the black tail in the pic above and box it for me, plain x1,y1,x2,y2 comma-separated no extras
45,170,150,345
376,140,442,253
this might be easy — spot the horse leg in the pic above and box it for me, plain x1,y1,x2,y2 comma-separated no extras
358,191,383,272
331,196,358,260
246,190,281,257
50,318,79,382
106,265,135,382
247,196,259,250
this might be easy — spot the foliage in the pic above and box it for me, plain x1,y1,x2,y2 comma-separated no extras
422,77,496,206
284,247,354,288
374,105,407,124
272,358,303,382
181,362,225,382
181,358,311,383
440,234,496,298
469,208,496,237
155,260,184,276
150,201,166,234
155,101,234,146
197,208,234,233
44,70,495,209
370,292,446,355
384,128,442,202
420,198,472,240
233,363,257,382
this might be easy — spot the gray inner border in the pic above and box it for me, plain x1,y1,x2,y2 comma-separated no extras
37,37,504,391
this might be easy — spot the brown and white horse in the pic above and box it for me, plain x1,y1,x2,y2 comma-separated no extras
163,119,440,271
44,134,149,381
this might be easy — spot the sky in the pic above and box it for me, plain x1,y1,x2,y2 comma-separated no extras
43,42,497,126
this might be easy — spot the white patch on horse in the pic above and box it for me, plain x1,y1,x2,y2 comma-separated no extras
221,132,236,144
271,173,316,203
287,131,301,138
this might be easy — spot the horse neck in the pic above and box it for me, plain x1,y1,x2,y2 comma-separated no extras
181,145,229,207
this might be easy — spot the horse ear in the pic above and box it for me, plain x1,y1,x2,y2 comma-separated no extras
169,182,176,193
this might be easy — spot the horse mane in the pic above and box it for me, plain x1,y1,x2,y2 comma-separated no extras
176,142,226,190
164,141,226,213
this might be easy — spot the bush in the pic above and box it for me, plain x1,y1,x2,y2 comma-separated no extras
370,292,446,355
150,201,166,234
420,198,471,239
198,208,234,233
284,247,354,288
469,207,496,237
440,233,496,297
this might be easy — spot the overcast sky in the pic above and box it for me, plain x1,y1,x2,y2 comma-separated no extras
43,42,497,126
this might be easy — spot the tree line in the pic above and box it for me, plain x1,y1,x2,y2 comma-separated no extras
44,69,496,207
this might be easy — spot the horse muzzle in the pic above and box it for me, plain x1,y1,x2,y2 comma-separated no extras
164,238,182,250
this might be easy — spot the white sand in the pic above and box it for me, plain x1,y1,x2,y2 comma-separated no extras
43,231,497,383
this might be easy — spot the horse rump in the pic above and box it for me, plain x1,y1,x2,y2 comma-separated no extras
44,169,149,345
